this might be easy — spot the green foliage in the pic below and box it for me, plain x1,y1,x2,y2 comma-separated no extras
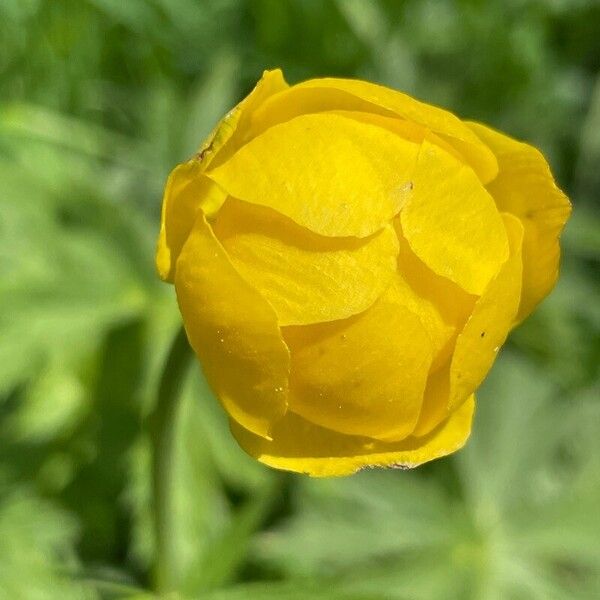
0,0,598,598
252,355,600,599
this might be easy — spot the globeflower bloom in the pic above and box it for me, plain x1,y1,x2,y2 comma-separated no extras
156,70,571,476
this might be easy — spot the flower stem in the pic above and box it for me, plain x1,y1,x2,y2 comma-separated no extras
150,327,193,594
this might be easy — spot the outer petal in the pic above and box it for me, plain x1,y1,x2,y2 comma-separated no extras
414,213,523,434
401,137,509,295
326,110,473,169
395,220,476,370
156,69,288,282
174,213,289,439
197,68,288,169
392,271,455,373
448,212,524,410
467,122,572,320
282,279,433,441
248,79,498,183
212,198,399,326
206,112,420,238
412,368,451,437
252,104,465,164
230,395,475,477
156,162,226,282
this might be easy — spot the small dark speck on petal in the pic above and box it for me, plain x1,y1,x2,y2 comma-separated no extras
480,331,485,338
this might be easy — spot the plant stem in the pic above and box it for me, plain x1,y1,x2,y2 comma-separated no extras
150,327,193,594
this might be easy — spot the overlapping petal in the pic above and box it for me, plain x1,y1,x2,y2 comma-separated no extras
282,279,433,441
206,112,420,238
247,79,498,183
325,110,468,165
156,69,287,282
448,212,524,410
198,68,288,169
412,369,452,437
400,137,509,295
468,122,572,320
230,395,475,477
175,213,290,439
413,212,524,435
212,198,399,326
156,162,227,282
395,220,476,370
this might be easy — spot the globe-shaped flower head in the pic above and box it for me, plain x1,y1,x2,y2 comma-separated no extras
157,70,571,476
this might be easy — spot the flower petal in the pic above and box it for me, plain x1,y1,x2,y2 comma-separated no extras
467,122,572,320
414,213,524,434
395,220,476,370
174,213,290,439
198,68,288,170
156,161,227,282
206,112,420,238
213,198,399,326
156,69,287,282
230,395,475,477
412,368,452,437
448,212,524,410
327,110,472,167
401,137,509,295
251,102,466,161
282,279,433,441
248,79,498,183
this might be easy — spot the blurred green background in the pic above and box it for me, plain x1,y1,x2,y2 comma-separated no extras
1,1,599,598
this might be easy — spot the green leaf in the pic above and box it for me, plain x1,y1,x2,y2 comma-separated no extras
0,488,97,599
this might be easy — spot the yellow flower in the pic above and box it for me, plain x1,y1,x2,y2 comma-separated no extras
156,69,571,477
